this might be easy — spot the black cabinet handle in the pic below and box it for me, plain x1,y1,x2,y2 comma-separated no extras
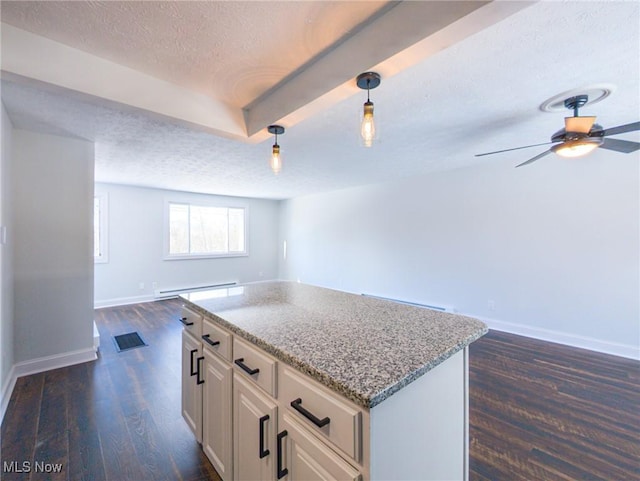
202,334,220,347
179,317,194,326
277,430,288,479
259,415,270,459
234,358,260,375
196,356,204,385
290,398,330,428
189,349,198,376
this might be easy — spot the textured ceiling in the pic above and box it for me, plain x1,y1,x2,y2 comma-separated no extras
0,0,388,107
1,1,639,200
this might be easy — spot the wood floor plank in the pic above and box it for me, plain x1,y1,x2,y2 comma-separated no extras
30,369,68,481
67,362,107,481
0,374,44,481
124,408,177,481
93,396,147,481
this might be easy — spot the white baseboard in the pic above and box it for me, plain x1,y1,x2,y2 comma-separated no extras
1,364,17,423
479,316,639,360
1,346,97,424
94,294,156,309
12,347,98,379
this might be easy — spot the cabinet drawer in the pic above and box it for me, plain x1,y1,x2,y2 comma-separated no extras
233,338,277,397
280,365,362,462
281,413,361,481
202,318,232,362
180,306,202,338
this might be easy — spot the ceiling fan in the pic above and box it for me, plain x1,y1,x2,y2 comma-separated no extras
475,95,640,167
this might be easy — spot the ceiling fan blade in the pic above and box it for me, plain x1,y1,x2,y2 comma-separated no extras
565,116,595,134
475,141,555,157
599,121,640,137
599,138,640,153
515,149,552,168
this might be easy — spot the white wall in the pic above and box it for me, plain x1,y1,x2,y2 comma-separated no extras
278,153,639,359
12,129,95,363
1,102,15,412
94,183,280,307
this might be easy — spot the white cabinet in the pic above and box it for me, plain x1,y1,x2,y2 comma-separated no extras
181,329,203,442
180,307,234,481
181,303,468,481
202,349,233,481
234,373,278,481
279,413,361,481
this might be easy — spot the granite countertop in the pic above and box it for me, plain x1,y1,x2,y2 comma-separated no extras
181,281,487,409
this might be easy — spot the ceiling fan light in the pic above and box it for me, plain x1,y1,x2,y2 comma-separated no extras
552,138,602,158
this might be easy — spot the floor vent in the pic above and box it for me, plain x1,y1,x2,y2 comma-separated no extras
113,332,147,352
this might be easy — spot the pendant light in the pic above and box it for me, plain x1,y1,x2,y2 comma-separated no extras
356,72,381,147
267,125,285,174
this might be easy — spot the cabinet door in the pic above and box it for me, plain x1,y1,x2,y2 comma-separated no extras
203,349,233,481
182,330,203,442
234,373,277,481
279,413,361,481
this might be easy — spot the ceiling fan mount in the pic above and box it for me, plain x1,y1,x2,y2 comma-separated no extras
475,92,640,167
564,94,588,114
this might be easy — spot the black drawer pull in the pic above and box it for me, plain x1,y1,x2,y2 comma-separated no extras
196,356,204,385
290,398,330,428
234,358,260,375
277,430,288,479
202,334,220,347
189,349,198,376
179,317,194,326
259,415,270,459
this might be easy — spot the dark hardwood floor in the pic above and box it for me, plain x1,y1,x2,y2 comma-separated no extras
2,299,639,480
1,299,220,481
469,331,640,481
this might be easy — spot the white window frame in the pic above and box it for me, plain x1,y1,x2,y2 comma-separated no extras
94,193,109,264
164,200,248,260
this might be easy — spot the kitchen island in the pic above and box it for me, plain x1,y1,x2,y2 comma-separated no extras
179,281,487,481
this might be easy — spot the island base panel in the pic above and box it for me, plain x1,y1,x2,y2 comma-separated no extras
369,349,467,481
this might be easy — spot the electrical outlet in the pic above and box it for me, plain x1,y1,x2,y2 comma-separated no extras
152,282,158,289
139,282,145,290
488,300,496,311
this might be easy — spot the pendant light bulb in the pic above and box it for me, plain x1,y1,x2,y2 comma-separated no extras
361,101,375,148
270,143,282,174
267,125,285,174
356,72,381,148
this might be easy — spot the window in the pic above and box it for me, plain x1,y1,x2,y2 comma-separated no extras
94,193,108,263
167,202,246,259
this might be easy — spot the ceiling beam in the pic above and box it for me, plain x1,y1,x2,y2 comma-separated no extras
243,1,534,139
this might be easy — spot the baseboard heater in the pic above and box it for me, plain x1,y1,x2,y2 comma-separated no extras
154,281,237,299
362,293,455,313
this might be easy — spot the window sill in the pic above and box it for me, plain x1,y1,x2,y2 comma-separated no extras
164,253,248,261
